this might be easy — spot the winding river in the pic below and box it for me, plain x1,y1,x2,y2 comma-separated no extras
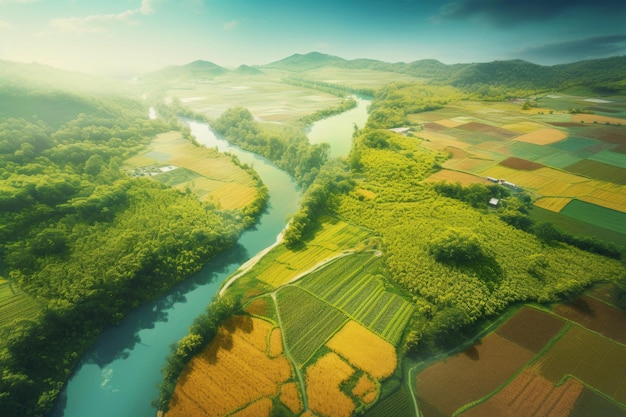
52,99,370,417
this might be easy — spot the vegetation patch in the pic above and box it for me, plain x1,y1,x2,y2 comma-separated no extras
425,169,489,185
553,295,626,345
533,197,573,213
0,282,42,329
326,320,397,379
499,156,544,170
305,352,356,417
276,286,348,366
165,316,292,417
534,325,626,404
589,150,626,169
415,333,535,416
495,307,565,353
513,128,567,145
565,159,626,185
560,200,626,234
460,369,584,417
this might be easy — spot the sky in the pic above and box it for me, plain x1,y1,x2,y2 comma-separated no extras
0,0,625,76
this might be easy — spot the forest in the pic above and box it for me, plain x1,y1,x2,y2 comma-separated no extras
0,85,267,416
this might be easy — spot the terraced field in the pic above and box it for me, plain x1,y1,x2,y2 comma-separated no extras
0,281,41,329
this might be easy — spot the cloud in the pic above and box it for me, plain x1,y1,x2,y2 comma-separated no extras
49,0,155,34
519,34,626,63
0,0,38,4
436,0,626,26
223,20,239,31
0,20,13,29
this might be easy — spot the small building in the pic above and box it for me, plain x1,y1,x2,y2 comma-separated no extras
389,127,410,136
489,198,499,207
487,177,498,183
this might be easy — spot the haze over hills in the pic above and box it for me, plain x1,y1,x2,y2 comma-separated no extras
139,52,626,94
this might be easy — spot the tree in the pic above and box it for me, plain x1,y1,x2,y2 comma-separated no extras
428,228,486,265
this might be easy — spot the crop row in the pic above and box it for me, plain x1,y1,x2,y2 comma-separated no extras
297,252,414,345
276,286,348,366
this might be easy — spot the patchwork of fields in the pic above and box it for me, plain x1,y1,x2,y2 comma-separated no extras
124,131,260,210
414,94,626,244
414,301,626,417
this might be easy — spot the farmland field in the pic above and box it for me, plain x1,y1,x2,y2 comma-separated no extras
275,285,348,366
0,281,42,329
250,217,372,287
415,333,535,416
305,352,356,417
363,386,416,417
424,169,489,185
165,316,293,417
495,307,565,353
459,369,584,417
560,199,626,234
124,131,259,210
533,325,626,405
570,387,626,417
297,252,415,345
553,295,626,345
566,159,626,185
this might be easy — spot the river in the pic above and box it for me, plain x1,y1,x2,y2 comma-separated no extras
307,97,370,158
52,99,370,416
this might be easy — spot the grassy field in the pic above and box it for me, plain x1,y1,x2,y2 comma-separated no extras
560,199,626,235
124,131,259,210
0,281,42,329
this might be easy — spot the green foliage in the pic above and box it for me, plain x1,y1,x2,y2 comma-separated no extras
0,87,255,416
428,228,487,265
284,77,374,97
299,97,357,125
212,107,330,188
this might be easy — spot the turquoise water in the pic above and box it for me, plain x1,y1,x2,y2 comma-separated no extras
51,121,301,417
307,97,370,158
52,98,368,416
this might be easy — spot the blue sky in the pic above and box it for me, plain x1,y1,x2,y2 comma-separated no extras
0,0,625,75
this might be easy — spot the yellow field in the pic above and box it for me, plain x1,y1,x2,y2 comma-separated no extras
306,352,355,417
425,169,490,186
124,131,258,210
256,218,371,287
279,382,303,414
418,131,472,150
229,398,273,417
513,128,567,145
269,327,283,358
501,121,545,133
572,114,626,125
326,320,397,379
533,197,573,213
166,316,293,417
352,374,377,404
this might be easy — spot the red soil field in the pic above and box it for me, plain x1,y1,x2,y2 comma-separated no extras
499,157,544,171
457,122,518,139
415,333,534,416
460,369,584,417
553,295,626,345
496,307,566,353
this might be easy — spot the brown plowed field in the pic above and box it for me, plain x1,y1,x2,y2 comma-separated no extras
496,307,566,353
499,157,544,171
460,369,583,417
415,333,534,416
553,295,626,345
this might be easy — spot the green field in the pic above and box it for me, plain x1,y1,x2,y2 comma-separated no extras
297,253,415,345
589,150,626,169
566,159,626,185
0,282,42,329
154,167,202,187
276,285,348,366
560,200,626,235
530,206,626,247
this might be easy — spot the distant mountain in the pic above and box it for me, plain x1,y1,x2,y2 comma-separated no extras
144,60,229,81
264,52,626,93
264,52,349,70
233,64,264,75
